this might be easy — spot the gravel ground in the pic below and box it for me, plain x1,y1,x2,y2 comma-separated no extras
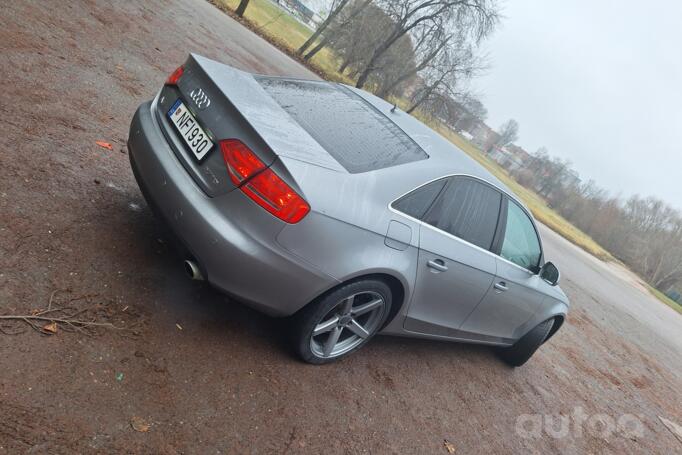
1,0,680,453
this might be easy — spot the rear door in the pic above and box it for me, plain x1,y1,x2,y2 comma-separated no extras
460,198,546,340
402,177,503,338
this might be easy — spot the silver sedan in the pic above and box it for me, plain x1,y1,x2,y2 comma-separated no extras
127,54,568,366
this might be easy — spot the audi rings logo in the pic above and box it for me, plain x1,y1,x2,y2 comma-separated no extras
189,87,211,110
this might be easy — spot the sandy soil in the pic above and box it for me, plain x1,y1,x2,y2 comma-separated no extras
1,0,680,453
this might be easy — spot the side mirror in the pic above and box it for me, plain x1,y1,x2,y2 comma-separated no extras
540,261,560,286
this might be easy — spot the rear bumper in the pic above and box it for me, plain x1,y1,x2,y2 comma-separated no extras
127,99,338,316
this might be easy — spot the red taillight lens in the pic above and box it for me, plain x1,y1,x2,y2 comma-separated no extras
241,169,310,223
220,139,310,224
220,139,267,185
166,65,184,85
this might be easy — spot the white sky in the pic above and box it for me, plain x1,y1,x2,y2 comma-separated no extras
472,0,682,208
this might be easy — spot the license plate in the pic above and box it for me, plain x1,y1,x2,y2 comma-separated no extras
167,99,213,161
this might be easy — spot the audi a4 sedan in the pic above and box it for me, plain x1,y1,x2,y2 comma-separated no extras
128,54,568,366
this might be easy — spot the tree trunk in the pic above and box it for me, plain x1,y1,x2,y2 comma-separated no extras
338,59,350,73
303,36,330,61
297,0,350,55
378,74,409,97
654,270,682,292
378,37,449,97
235,0,250,17
355,45,386,88
406,84,438,114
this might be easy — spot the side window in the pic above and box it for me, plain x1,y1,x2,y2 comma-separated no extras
501,201,542,270
391,178,447,219
423,177,502,250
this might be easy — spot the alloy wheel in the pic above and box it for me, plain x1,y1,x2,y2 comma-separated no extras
310,291,386,359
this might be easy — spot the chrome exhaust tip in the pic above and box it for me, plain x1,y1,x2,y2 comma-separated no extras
184,260,204,281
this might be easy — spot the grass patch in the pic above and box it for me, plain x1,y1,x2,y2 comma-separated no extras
644,284,682,315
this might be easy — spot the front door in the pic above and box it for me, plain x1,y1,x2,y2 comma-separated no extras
460,199,546,340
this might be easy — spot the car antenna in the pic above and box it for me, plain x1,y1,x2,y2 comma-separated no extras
391,103,397,113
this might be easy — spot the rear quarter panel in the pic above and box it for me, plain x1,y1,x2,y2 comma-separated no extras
276,211,419,330
275,157,423,327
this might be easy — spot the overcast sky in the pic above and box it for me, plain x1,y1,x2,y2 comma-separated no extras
471,0,682,208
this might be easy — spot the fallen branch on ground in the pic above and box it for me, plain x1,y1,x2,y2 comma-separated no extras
0,289,132,336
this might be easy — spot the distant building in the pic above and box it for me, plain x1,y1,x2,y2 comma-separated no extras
489,144,532,173
468,121,500,153
281,0,321,27
460,131,474,142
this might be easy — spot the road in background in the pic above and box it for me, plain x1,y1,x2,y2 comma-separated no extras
1,0,680,453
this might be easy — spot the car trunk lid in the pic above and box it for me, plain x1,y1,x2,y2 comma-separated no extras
154,55,346,197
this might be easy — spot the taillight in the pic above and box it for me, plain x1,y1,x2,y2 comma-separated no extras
220,139,310,224
220,139,266,185
165,65,184,85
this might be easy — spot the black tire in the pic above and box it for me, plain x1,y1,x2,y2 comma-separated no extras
497,319,554,367
292,278,393,364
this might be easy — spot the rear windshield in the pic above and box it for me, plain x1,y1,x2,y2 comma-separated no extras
257,77,428,173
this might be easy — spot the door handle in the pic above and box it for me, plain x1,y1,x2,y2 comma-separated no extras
427,259,448,272
494,281,508,292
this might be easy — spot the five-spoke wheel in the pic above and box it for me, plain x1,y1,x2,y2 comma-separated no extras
293,279,392,364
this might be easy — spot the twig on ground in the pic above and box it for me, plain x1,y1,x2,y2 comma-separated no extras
0,314,121,334
0,290,127,336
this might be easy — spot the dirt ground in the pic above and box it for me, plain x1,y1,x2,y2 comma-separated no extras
1,0,680,453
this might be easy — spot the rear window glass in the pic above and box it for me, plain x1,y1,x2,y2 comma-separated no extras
257,77,428,173
424,177,502,250
392,178,447,219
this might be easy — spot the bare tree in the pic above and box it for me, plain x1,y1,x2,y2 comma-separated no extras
459,95,487,121
298,0,351,55
503,146,682,295
236,0,250,17
405,42,483,113
439,94,488,129
490,119,519,151
354,0,499,88
301,0,372,61
328,2,401,75
376,21,451,97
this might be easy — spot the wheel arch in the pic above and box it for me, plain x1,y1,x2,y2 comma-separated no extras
513,297,568,343
545,314,565,342
295,269,409,328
